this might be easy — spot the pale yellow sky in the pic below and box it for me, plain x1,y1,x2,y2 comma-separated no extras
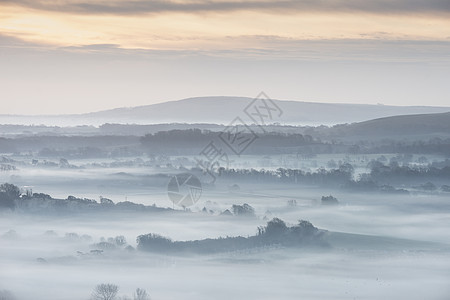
1,1,450,50
0,0,449,114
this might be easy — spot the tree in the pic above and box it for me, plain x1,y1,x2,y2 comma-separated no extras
136,233,172,252
338,163,354,179
59,158,70,167
292,220,319,237
0,183,20,209
264,218,287,237
231,203,255,217
0,183,20,198
100,197,114,206
321,195,339,206
114,235,126,246
91,283,119,300
133,288,150,300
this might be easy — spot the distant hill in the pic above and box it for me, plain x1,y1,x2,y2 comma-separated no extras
0,96,449,126
328,112,450,139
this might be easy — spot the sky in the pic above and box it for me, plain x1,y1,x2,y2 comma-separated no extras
0,0,450,115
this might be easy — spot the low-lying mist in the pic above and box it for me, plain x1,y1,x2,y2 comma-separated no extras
1,140,450,299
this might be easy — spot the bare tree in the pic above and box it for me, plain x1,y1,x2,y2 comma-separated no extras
91,283,119,300
133,288,150,300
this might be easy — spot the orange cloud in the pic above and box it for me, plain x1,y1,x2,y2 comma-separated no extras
1,3,449,50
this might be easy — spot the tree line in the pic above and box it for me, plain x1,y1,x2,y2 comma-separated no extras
137,218,326,254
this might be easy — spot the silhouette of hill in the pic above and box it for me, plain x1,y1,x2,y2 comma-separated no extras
328,112,450,138
0,96,448,126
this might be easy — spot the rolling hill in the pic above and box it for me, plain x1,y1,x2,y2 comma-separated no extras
0,96,449,126
327,111,450,139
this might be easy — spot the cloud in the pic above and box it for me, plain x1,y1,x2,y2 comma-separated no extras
0,33,57,51
2,33,450,63
0,33,35,46
1,0,449,16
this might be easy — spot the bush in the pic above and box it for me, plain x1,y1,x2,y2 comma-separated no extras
321,195,339,206
0,183,20,209
231,203,255,216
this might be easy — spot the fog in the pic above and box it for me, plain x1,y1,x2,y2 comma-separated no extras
2,210,450,300
1,118,450,300
2,0,449,296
